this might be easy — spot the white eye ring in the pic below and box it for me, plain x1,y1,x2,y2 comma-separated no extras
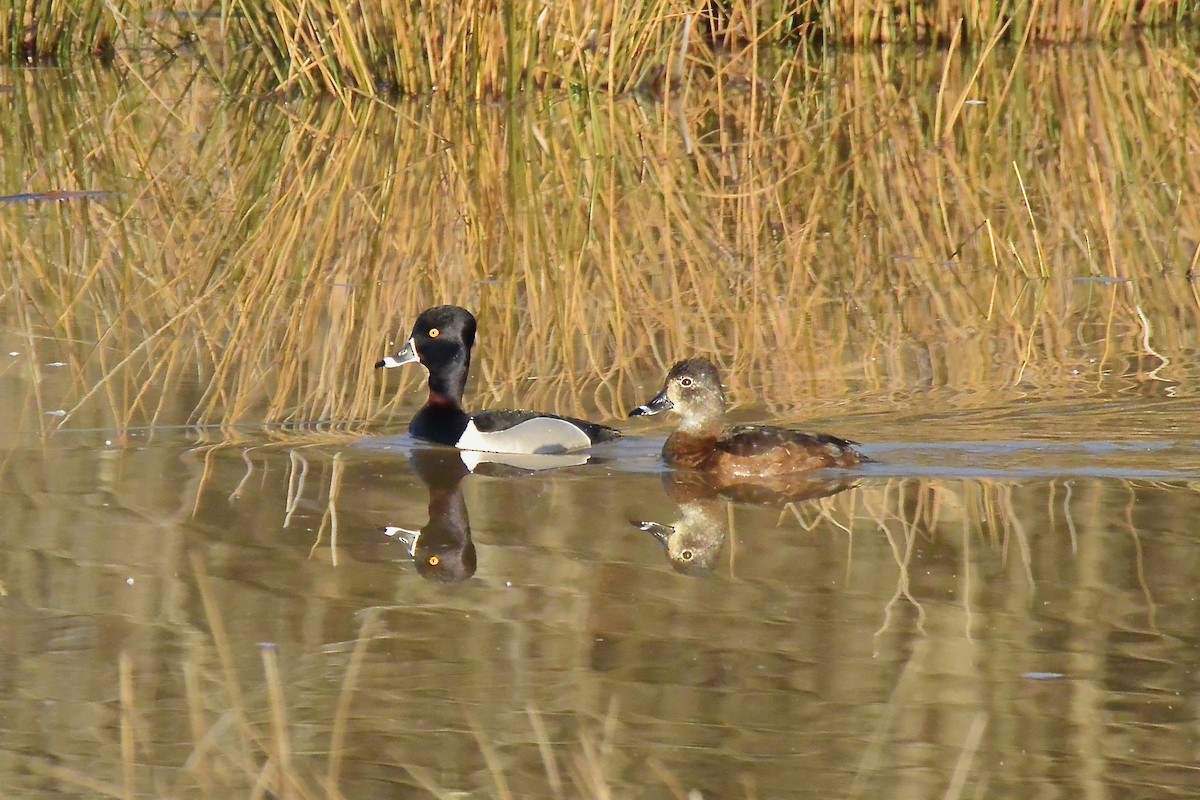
679,377,693,387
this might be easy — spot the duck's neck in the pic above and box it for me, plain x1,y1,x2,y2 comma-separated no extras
427,484,471,546
410,348,472,446
676,400,724,437
427,350,470,408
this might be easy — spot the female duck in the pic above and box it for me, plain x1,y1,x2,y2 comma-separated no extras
628,357,868,475
376,305,620,454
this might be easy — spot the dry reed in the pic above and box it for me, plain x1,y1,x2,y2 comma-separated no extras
5,1,1197,98
2,43,1200,439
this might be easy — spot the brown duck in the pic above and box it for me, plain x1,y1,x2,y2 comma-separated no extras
628,357,869,477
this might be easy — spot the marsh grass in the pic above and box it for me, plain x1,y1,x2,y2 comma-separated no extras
0,0,178,62
2,42,1200,440
8,1,1199,97
225,0,692,98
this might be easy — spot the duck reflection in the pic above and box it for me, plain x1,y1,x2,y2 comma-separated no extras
634,498,728,574
673,465,861,508
382,448,477,582
381,448,593,582
633,471,857,574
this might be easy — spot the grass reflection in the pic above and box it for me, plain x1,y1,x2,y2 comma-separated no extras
4,429,1197,797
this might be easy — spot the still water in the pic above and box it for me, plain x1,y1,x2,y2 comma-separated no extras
3,407,1199,798
4,41,1200,800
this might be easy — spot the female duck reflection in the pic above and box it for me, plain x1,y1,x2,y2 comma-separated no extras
382,448,589,582
632,471,856,575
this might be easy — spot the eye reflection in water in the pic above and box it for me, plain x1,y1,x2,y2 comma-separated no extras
633,470,858,574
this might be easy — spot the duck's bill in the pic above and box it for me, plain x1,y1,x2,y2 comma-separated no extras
374,337,419,369
632,519,674,546
382,525,419,555
628,388,672,417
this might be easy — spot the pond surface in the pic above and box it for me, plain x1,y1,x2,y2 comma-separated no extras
4,411,1200,798
3,41,1200,799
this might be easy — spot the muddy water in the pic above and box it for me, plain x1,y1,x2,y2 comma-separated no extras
5,45,1200,799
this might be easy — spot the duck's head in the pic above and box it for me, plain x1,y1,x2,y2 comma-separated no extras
375,305,477,371
628,357,726,434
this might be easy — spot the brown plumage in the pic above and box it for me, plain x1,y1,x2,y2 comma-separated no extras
629,357,869,478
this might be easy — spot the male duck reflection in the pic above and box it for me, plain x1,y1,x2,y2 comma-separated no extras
629,357,869,476
382,449,477,582
376,306,620,454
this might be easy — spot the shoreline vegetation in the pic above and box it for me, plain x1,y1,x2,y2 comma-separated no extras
4,1,1198,98
3,43,1200,436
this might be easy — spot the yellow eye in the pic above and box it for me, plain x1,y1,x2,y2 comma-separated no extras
429,328,440,338
429,556,440,566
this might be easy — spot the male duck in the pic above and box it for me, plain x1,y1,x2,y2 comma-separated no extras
628,357,868,475
376,305,621,454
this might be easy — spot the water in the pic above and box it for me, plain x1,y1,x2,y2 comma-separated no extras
4,43,1200,799
3,418,1199,797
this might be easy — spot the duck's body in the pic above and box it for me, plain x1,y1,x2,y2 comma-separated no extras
411,404,614,453
376,305,620,455
629,357,868,475
664,425,865,476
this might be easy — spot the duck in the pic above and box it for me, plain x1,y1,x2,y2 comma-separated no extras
628,357,869,475
375,305,621,454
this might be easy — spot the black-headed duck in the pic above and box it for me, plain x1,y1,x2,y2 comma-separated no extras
376,306,620,454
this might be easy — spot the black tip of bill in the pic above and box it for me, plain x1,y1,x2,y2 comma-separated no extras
628,390,672,418
375,339,419,370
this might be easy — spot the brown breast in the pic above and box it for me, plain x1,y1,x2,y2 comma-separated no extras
662,432,721,470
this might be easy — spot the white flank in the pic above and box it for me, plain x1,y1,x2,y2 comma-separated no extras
456,417,592,454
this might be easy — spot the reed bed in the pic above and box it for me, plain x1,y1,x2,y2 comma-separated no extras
1,0,158,61
2,42,1200,439
6,1,1198,97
